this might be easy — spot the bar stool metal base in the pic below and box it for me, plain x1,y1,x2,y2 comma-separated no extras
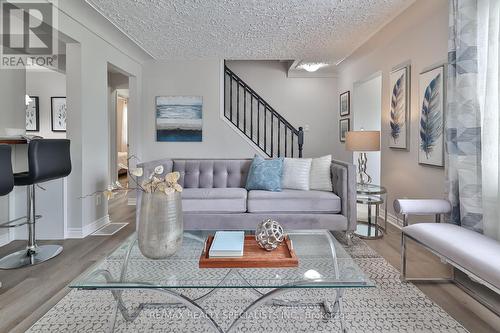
0,245,63,269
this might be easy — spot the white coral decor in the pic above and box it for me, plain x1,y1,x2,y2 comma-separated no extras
141,170,182,195
91,165,182,201
154,165,164,175
131,168,143,177
82,156,183,201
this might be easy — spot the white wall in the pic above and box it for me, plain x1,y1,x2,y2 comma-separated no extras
140,60,256,160
226,61,338,158
26,70,67,139
0,69,26,244
0,69,26,135
58,13,144,235
335,0,448,218
0,0,149,242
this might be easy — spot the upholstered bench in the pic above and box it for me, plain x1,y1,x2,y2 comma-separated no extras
394,199,500,295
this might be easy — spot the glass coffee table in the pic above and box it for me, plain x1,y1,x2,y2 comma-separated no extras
70,230,373,332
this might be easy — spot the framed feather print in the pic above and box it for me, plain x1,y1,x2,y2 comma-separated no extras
389,65,410,149
418,65,445,167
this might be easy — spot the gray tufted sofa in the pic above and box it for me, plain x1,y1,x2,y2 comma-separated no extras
137,158,356,239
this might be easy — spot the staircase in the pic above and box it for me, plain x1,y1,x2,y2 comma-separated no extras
224,65,304,158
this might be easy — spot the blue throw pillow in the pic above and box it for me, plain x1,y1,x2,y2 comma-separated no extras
245,155,283,192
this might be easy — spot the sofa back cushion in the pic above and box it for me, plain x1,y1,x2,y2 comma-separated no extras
173,159,251,188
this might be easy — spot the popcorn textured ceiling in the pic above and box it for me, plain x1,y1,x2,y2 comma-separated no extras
86,0,415,61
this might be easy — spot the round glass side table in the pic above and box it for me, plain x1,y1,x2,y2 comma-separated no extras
355,184,388,239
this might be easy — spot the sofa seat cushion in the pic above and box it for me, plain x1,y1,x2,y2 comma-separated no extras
182,188,247,213
403,223,500,290
247,189,341,213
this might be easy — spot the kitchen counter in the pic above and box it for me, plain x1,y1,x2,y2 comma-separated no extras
0,136,28,144
0,139,27,144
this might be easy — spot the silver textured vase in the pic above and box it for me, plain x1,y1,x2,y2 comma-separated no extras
138,191,183,259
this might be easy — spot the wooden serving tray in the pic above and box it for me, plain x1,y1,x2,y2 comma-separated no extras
199,235,298,268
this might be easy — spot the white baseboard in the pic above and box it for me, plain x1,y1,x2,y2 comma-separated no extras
379,208,402,229
0,232,11,247
66,215,110,239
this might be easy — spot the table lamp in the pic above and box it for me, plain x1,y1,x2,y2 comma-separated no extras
345,130,380,185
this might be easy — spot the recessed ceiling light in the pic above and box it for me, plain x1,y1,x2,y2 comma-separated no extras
297,62,328,72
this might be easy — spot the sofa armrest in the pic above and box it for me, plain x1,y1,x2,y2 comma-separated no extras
393,199,451,216
331,159,357,231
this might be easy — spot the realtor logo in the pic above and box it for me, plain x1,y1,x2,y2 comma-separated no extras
0,0,58,69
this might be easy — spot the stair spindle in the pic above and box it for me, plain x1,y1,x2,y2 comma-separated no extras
223,66,304,158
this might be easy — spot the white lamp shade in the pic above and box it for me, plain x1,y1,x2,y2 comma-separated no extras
345,130,380,151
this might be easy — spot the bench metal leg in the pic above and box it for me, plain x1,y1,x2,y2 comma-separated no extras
400,233,407,281
400,232,453,283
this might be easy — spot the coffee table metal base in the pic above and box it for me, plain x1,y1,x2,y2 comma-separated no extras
91,269,347,333
72,231,367,333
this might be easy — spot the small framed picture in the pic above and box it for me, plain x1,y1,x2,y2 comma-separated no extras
340,91,350,116
26,96,39,132
339,118,350,142
51,97,67,132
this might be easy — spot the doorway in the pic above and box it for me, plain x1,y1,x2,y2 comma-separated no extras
107,66,130,186
353,72,382,184
353,72,382,221
116,91,129,185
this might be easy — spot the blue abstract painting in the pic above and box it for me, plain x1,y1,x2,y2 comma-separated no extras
156,96,202,142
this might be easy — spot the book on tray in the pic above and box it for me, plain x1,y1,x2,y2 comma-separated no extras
208,231,244,258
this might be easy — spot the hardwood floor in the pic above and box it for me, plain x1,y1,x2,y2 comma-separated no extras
0,198,499,333
0,198,136,333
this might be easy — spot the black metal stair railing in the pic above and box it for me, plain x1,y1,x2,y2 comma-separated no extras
224,65,304,158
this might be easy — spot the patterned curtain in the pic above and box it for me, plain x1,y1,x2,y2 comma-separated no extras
446,0,484,232
477,0,500,240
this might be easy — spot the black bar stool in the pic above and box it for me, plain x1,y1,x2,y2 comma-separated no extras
0,145,14,196
0,145,14,287
0,139,71,269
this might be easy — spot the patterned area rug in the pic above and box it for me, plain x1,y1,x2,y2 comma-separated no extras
28,233,468,332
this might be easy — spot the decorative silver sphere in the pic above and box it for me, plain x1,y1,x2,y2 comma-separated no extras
255,219,285,251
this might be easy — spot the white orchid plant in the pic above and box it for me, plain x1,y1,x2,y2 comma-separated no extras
84,156,183,201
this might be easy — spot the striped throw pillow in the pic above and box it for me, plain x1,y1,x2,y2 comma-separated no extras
281,158,312,190
310,155,333,191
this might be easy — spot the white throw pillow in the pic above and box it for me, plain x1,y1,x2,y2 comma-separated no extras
310,155,333,191
281,158,312,190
